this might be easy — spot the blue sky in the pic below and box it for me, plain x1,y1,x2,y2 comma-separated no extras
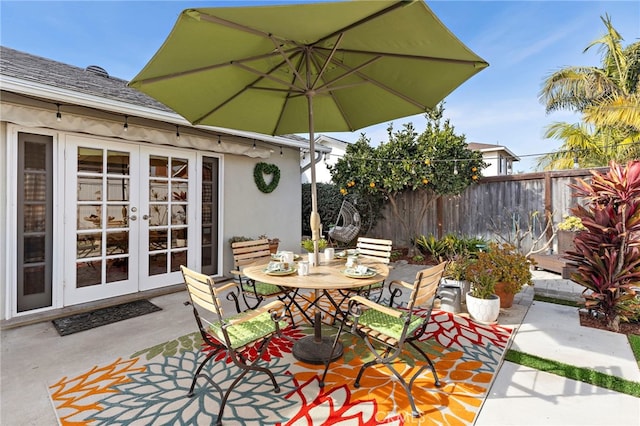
2,1,638,172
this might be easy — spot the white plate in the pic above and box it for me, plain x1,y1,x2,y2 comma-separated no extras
336,249,359,259
264,267,297,276
342,268,376,279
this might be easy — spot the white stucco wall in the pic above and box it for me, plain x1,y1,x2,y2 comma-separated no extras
223,146,302,275
1,121,7,320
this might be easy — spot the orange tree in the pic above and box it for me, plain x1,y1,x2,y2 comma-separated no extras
329,109,485,255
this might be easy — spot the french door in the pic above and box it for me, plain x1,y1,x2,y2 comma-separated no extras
64,136,196,305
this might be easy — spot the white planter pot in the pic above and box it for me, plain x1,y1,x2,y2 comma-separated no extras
466,292,500,324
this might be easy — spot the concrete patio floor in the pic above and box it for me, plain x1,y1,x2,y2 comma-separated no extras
1,265,638,425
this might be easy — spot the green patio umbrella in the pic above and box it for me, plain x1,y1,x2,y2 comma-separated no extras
129,0,487,360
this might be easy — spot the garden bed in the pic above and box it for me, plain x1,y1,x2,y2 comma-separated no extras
579,310,640,336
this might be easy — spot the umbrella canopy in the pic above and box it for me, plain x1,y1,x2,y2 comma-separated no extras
129,0,488,258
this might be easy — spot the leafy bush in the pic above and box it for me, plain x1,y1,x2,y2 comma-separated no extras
415,233,488,260
566,160,640,330
483,242,534,294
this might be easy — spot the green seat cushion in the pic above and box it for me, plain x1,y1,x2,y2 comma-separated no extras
210,310,286,349
242,281,282,296
357,308,423,341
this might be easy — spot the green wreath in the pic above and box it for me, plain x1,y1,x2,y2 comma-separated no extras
253,162,280,193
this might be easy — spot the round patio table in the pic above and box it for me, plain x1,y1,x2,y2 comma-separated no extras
243,257,389,364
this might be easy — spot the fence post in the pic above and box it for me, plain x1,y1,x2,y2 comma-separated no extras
544,172,553,245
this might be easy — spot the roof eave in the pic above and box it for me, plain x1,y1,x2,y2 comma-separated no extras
0,75,329,152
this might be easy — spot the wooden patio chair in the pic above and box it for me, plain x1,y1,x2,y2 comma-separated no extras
333,237,393,311
181,266,287,426
230,238,297,324
320,262,448,418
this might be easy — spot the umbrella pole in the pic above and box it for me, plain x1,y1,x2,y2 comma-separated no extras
307,93,325,344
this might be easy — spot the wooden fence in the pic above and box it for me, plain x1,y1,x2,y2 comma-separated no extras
368,167,607,254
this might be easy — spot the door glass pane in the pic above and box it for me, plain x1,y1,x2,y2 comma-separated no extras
172,182,188,200
77,233,101,258
24,236,45,263
24,141,46,170
107,178,129,201
23,266,45,295
106,258,128,283
149,205,168,226
172,157,188,178
78,205,103,229
171,228,187,248
171,251,186,272
24,205,46,232
106,205,128,228
78,148,103,173
78,177,103,201
149,253,167,276
171,205,187,225
107,231,128,255
107,150,129,175
150,230,167,251
77,261,101,287
150,156,168,177
24,174,46,201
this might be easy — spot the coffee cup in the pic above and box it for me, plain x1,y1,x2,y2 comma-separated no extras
282,251,295,264
298,261,309,276
324,247,335,261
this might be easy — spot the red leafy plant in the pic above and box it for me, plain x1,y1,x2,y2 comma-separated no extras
565,160,640,331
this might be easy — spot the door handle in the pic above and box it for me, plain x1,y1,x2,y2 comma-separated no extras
129,215,137,221
142,214,149,220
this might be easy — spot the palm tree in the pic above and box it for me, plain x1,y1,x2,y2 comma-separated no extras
538,14,640,170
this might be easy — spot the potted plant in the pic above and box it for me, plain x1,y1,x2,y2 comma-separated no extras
259,234,280,254
556,215,586,254
301,238,328,253
443,253,472,304
301,238,328,266
464,255,500,323
482,242,534,308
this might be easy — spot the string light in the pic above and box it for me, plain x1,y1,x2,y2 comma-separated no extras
252,139,256,150
453,163,458,175
280,146,283,156
175,125,180,141
573,155,580,169
217,135,221,145
123,115,128,132
55,103,62,121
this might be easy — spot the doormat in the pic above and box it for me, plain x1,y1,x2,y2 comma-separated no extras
52,300,162,336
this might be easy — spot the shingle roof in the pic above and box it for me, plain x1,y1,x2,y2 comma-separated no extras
0,45,172,112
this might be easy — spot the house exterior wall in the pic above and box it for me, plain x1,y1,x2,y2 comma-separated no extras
222,148,302,274
0,106,302,321
1,121,7,321
301,137,347,184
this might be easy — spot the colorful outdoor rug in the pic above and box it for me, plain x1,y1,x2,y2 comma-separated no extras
48,308,513,425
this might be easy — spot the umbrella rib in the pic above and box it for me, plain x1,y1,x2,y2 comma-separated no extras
232,61,306,93
317,47,488,68
314,50,429,110
310,32,344,91
191,54,306,125
130,49,299,86
307,52,355,131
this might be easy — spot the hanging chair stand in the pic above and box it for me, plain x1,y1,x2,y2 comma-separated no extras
328,199,361,245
